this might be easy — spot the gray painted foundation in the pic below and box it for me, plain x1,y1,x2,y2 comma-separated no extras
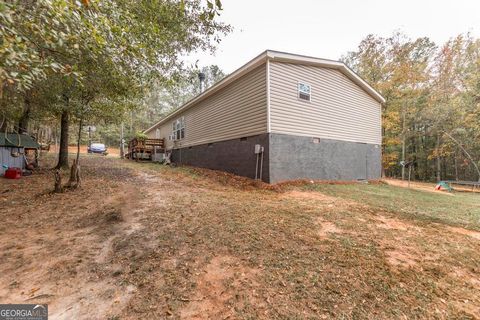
170,133,381,184
269,133,381,183
171,134,269,181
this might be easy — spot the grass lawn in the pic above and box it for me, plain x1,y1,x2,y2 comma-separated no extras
302,183,480,230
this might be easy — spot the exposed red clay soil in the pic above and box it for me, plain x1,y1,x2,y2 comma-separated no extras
374,215,413,231
316,219,344,239
180,256,259,319
446,226,480,240
384,178,455,195
385,249,419,268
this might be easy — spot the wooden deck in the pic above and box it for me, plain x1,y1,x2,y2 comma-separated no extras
126,138,165,161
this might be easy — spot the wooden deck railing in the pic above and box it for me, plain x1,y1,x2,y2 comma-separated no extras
127,138,165,160
128,138,164,149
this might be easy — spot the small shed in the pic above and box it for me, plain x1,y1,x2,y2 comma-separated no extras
0,133,40,175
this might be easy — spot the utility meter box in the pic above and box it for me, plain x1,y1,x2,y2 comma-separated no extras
254,144,264,154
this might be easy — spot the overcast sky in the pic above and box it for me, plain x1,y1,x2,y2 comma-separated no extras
187,0,480,73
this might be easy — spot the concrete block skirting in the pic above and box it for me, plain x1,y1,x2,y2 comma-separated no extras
171,134,270,182
269,133,381,183
170,133,381,184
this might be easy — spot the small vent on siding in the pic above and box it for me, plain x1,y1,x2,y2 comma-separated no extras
312,138,320,144
299,92,310,101
208,143,214,147
240,137,247,141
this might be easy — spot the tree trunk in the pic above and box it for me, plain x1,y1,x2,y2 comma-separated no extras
422,126,428,180
401,137,406,180
75,161,81,188
443,131,480,182
401,101,407,180
381,117,386,178
436,134,441,182
454,149,459,181
76,118,83,163
18,92,31,134
66,116,84,189
56,110,70,169
67,159,81,189
120,122,125,159
411,132,418,180
442,157,447,180
54,124,58,153
54,169,63,193
0,118,7,132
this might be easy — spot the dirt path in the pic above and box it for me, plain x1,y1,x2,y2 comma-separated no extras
0,159,144,319
1,157,479,319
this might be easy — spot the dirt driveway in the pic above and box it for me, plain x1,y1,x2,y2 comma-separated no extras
0,156,479,319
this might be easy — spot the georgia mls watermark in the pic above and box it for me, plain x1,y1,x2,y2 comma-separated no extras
0,305,48,320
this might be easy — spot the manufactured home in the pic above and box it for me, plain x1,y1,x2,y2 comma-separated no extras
145,50,384,183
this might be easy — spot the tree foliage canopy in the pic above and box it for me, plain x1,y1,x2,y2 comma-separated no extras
1,0,229,92
0,0,229,167
344,32,480,181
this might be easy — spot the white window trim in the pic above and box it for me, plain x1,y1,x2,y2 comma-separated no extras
297,81,312,102
172,116,185,141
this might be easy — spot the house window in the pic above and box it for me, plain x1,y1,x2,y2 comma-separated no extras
172,116,185,141
298,82,311,101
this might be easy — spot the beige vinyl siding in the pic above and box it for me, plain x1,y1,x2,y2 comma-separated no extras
269,62,382,145
148,64,267,148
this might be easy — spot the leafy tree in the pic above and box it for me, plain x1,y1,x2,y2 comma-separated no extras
146,65,227,117
1,0,230,169
344,32,480,181
0,0,83,93
343,33,435,178
118,64,226,143
428,35,480,181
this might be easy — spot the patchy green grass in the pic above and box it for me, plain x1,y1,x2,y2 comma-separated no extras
302,183,480,230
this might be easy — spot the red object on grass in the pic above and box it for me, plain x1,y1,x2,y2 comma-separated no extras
4,167,22,179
